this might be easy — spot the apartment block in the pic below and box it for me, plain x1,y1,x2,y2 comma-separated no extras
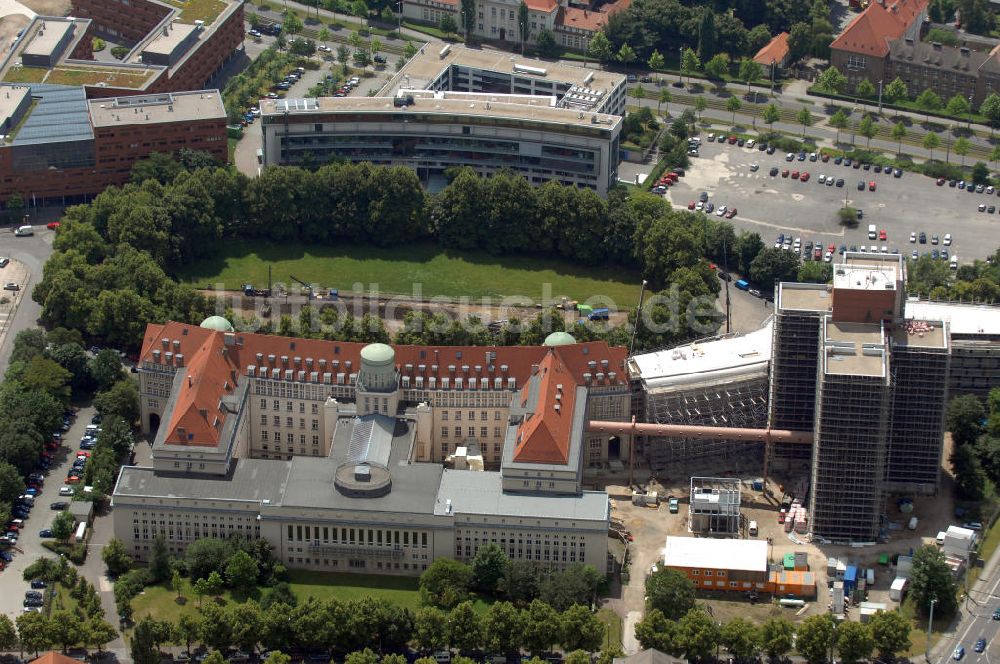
401,0,629,53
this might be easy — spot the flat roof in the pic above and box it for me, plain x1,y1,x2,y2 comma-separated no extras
833,262,900,291
823,319,886,377
88,89,225,127
663,535,768,572
142,23,198,57
629,323,772,389
114,459,291,503
904,300,1000,336
778,282,832,312
0,85,30,126
435,468,609,521
891,319,948,350
23,20,72,58
260,92,621,130
278,417,444,514
387,42,625,97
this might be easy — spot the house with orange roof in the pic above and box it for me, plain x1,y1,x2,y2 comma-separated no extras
829,0,928,91
401,0,629,51
114,318,627,576
753,32,790,69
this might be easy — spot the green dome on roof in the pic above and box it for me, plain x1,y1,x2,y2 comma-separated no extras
360,343,395,366
544,331,576,347
200,315,234,332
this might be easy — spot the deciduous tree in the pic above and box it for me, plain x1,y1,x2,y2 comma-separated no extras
869,609,911,659
760,615,795,659
644,568,695,620
795,614,834,664
420,558,472,609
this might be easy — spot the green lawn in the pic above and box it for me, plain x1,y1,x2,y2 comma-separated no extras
596,608,622,651
288,570,422,610
178,241,642,303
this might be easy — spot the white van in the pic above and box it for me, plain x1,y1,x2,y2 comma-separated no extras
950,255,958,270
14,225,33,237
867,224,877,240
908,516,918,530
748,520,758,537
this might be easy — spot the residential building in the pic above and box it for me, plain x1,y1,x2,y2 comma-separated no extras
115,320,627,574
886,38,1000,107
401,0,630,52
753,32,791,70
259,45,625,195
0,85,226,206
829,0,927,90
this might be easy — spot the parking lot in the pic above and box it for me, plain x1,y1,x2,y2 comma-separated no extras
668,139,1000,264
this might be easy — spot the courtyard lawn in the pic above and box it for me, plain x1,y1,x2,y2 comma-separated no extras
130,572,490,625
177,241,641,304
287,570,422,610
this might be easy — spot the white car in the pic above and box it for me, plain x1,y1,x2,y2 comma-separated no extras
716,205,727,216
3,282,18,291
870,246,878,253
881,245,889,253
824,251,832,262
696,201,704,211
0,257,8,268
749,163,759,172
59,486,73,496
910,232,917,243
943,233,952,246
818,174,826,184
746,139,755,148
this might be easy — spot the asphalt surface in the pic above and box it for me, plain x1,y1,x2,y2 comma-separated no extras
0,223,56,377
935,548,1000,664
667,139,1000,263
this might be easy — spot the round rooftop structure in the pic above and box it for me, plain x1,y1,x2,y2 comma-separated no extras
199,315,234,332
544,331,577,347
360,343,395,366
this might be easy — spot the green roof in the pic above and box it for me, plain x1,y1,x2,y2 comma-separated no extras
360,343,395,366
200,315,234,332
544,331,577,347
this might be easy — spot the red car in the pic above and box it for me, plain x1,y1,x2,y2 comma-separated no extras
869,181,877,191
800,172,810,182
937,177,946,186
821,154,830,162
813,247,822,260
688,201,696,210
791,170,800,179
781,169,789,178
725,208,737,219
827,243,836,254
728,135,738,144
878,229,887,240
46,221,60,231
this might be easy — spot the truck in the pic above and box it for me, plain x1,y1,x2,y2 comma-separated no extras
242,283,271,297
74,521,87,543
735,279,750,291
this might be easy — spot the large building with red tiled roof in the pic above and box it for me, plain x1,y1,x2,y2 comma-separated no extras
753,32,790,68
401,0,629,52
829,0,927,91
113,319,627,575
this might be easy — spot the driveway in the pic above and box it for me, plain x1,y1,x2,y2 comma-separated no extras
0,222,56,377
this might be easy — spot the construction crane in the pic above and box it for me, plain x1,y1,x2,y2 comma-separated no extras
289,274,314,300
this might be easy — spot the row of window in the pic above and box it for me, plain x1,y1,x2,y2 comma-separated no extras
441,426,502,439
260,415,320,429
261,399,320,414
258,433,321,445
287,524,430,549
441,410,501,422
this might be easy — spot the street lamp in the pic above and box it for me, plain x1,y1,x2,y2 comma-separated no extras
679,46,684,86
770,59,776,97
926,597,937,663
519,21,525,56
877,79,884,114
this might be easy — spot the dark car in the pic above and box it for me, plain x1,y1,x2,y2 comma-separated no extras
919,232,927,243
836,178,845,187
373,54,387,64
976,640,987,654
992,608,1000,620
834,156,843,164
844,158,853,166
766,146,775,154
718,271,732,282
0,550,12,563
769,167,779,176
797,152,806,161
894,168,903,177
30,580,45,589
949,179,958,187
874,164,882,173
858,180,865,190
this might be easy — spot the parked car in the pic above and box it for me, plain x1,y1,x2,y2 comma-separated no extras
954,646,965,660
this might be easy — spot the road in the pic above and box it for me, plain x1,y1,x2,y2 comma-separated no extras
0,223,56,377
934,548,1000,664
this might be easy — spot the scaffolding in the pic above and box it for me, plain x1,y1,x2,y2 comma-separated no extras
885,320,951,495
642,376,768,474
689,476,742,537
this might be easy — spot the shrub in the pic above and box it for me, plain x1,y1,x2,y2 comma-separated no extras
110,46,129,59
92,38,106,52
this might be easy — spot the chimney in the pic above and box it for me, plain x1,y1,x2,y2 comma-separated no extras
161,338,169,349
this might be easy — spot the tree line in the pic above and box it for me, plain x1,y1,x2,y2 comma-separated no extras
641,567,913,663
39,154,764,352
17,557,119,656
947,388,1000,503
907,248,1000,302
